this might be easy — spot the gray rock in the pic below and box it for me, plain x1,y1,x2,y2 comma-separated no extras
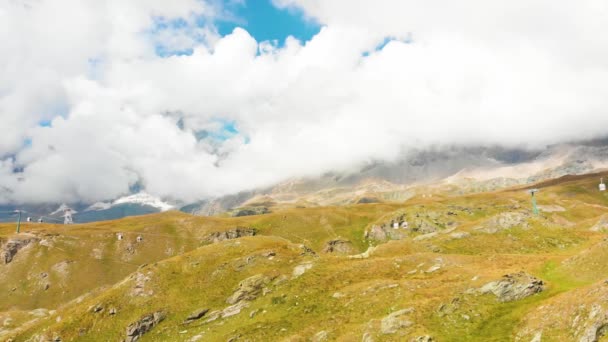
313,330,329,342
480,272,544,302
450,232,471,239
323,239,355,254
125,311,166,342
381,308,415,334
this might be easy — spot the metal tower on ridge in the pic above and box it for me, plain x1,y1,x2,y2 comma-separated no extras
63,208,74,224
529,188,539,216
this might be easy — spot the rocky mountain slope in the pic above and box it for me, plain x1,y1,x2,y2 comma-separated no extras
2,171,608,340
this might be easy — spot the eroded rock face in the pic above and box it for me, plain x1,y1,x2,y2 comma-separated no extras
203,227,256,243
480,272,544,302
322,239,354,254
1,237,37,264
125,311,166,342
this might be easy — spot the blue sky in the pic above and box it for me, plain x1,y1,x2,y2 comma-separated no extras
216,0,320,45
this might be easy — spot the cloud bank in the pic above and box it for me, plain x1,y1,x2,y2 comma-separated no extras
1,0,608,204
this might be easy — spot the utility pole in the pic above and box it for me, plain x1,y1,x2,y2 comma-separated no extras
529,189,539,216
15,210,22,233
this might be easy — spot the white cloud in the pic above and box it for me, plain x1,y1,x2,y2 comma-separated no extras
1,0,608,204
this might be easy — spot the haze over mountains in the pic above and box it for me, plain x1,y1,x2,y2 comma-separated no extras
3,139,607,223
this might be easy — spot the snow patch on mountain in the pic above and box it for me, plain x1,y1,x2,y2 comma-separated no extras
50,204,77,216
112,193,174,212
85,202,112,211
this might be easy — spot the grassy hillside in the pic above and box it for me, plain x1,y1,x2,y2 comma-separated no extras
2,172,608,341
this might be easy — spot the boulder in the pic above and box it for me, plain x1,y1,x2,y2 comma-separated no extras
226,274,270,304
480,272,544,302
125,311,166,342
204,227,256,243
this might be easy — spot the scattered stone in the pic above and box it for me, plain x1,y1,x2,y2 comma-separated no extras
262,251,276,258
381,308,415,334
590,215,608,232
298,244,317,256
29,308,49,317
249,309,259,318
362,332,375,342
293,262,313,278
203,227,257,243
538,205,565,213
425,264,441,273
226,274,271,304
412,336,434,342
530,331,542,342
313,330,329,342
91,304,104,313
413,232,438,241
109,307,117,316
475,212,529,233
3,317,13,327
332,292,345,299
323,239,355,254
125,311,166,342
348,246,377,259
188,335,203,342
184,308,209,324
450,232,471,239
480,272,544,302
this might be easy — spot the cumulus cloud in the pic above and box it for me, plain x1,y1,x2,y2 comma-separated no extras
1,0,608,204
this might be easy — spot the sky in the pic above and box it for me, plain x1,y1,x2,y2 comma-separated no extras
1,0,608,204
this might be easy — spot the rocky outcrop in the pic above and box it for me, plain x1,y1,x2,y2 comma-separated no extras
230,207,269,217
480,272,544,302
475,212,530,234
322,239,354,254
203,227,257,243
226,274,271,304
365,225,406,242
1,237,37,264
183,308,209,324
381,308,415,334
125,311,166,342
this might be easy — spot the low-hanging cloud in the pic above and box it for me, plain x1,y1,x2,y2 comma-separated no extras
1,0,608,204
